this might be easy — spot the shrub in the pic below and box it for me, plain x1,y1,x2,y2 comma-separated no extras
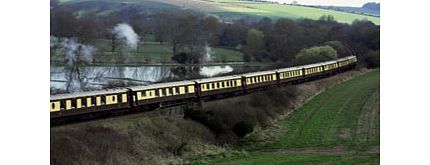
294,45,337,65
364,49,380,68
233,121,254,138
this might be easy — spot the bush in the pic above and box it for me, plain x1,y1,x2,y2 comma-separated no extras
364,50,380,68
171,52,189,64
233,121,254,138
294,45,337,65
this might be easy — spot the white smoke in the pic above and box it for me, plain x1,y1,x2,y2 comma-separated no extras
199,65,234,77
60,38,95,65
112,23,140,50
203,44,213,62
50,35,58,48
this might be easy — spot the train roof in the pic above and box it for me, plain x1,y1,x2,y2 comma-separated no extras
300,62,325,68
277,66,303,72
319,60,338,65
241,70,277,77
337,56,356,61
194,74,242,83
51,88,129,100
128,80,195,91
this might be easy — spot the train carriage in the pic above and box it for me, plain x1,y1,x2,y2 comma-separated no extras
302,63,325,77
195,75,243,97
127,81,196,106
337,56,357,70
242,70,278,89
50,88,130,118
277,66,303,83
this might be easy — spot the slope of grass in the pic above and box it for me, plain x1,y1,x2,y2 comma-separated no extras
185,69,380,164
203,152,379,165
269,69,380,150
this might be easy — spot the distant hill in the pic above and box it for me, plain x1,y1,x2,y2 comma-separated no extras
362,2,380,11
54,0,379,25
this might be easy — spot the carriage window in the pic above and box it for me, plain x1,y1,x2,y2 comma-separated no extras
185,86,189,93
216,82,219,88
167,88,171,96
161,89,166,96
176,87,180,94
233,80,237,86
211,83,215,89
51,103,55,109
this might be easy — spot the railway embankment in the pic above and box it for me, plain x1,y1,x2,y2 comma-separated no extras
51,68,373,165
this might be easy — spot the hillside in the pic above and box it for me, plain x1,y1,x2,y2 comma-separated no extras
186,69,380,164
55,0,380,25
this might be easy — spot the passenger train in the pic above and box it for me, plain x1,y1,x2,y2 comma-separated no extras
50,56,357,119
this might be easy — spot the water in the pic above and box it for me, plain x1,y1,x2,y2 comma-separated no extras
50,64,254,94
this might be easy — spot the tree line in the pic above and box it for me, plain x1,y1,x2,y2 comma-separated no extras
51,4,379,68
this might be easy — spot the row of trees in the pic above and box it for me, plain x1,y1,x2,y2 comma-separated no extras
51,4,379,67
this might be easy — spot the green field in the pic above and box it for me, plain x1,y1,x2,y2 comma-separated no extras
222,2,380,25
186,69,380,164
58,0,379,25
51,40,244,64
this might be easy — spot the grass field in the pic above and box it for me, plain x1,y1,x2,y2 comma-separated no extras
185,69,380,164
224,3,380,25
51,40,244,64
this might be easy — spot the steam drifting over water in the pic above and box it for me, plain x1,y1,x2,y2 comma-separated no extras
59,38,95,65
199,66,234,77
112,23,140,49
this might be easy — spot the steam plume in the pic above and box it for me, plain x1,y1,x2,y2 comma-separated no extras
112,23,140,49
60,38,95,65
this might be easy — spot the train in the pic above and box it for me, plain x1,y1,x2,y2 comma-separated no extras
50,56,357,119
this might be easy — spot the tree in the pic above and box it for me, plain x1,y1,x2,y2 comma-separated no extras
219,22,248,47
75,12,100,44
294,45,337,65
50,8,78,39
201,16,222,45
324,41,350,58
244,29,264,62
364,49,380,68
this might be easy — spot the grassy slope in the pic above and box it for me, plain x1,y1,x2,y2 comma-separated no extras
187,69,380,164
271,70,380,150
